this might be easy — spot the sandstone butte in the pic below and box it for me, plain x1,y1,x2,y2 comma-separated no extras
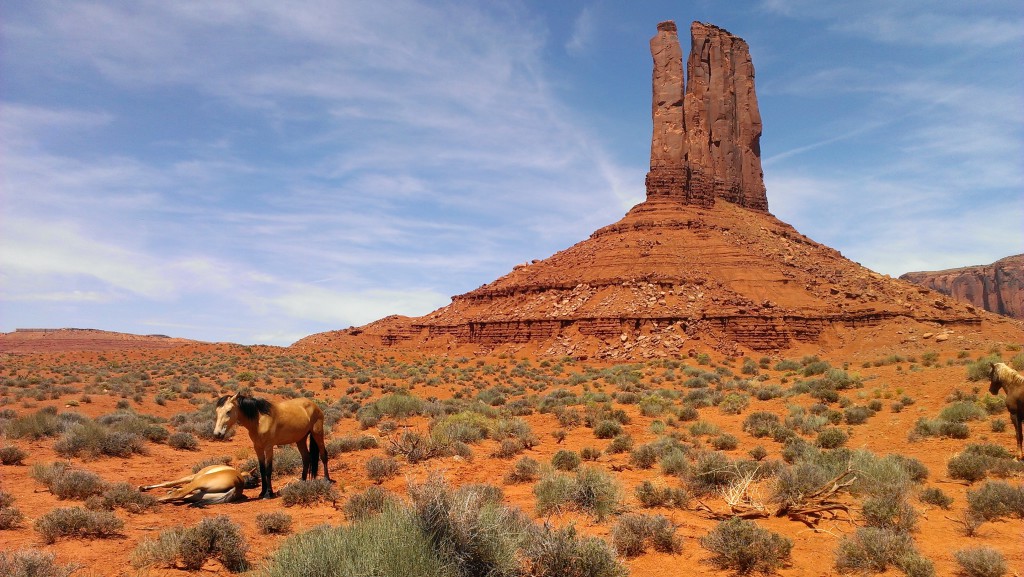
901,254,1024,321
292,20,1022,359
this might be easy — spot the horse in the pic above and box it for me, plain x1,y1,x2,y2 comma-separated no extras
213,393,331,498
989,362,1024,460
139,464,257,505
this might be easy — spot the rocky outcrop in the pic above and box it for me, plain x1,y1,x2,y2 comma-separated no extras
292,22,1019,358
900,255,1024,320
645,21,767,212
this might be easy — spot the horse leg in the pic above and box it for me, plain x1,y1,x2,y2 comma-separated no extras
258,445,275,499
308,433,320,479
296,437,311,480
139,473,197,492
310,415,331,482
1013,410,1023,461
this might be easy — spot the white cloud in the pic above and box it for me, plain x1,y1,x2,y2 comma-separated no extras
566,7,596,56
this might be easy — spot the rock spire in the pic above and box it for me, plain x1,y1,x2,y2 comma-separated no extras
646,21,768,212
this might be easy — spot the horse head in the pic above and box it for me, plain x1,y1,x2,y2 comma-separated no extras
213,393,240,438
989,363,1004,396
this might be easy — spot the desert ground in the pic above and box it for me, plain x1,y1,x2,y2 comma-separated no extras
1,324,1023,577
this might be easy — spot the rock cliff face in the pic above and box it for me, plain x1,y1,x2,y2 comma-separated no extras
900,255,1024,320
646,21,767,211
292,21,1017,358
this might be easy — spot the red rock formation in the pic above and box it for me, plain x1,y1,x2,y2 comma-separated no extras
645,21,767,211
0,328,195,353
292,22,1020,358
900,255,1024,320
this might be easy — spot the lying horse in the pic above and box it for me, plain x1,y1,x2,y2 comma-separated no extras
989,362,1024,460
213,393,331,498
139,464,256,505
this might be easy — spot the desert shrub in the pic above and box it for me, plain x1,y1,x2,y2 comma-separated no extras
628,443,661,469
327,434,379,454
3,409,61,440
263,510,448,577
742,411,781,438
816,427,848,449
0,504,25,530
849,451,914,499
774,359,801,371
700,517,792,574
990,418,1006,432
718,393,749,415
256,511,293,535
0,445,27,465
675,404,699,421
659,448,689,476
53,421,146,459
430,411,492,446
772,460,834,509
918,487,953,509
534,467,620,521
593,420,622,439
966,481,1024,521
343,486,400,521
954,547,1007,577
966,355,1000,381
551,450,581,471
711,433,739,451
167,431,200,451
634,479,688,508
133,515,248,572
505,456,541,484
49,468,108,501
359,392,424,421
834,526,931,576
890,455,929,482
88,482,157,513
844,406,875,425
34,506,123,543
948,452,992,483
0,549,77,577
861,496,917,533
570,467,621,521
281,479,339,507
493,438,525,459
580,447,601,461
522,523,627,577
748,445,768,461
611,513,681,557
366,456,401,484
940,402,987,423
605,434,634,454
687,451,737,496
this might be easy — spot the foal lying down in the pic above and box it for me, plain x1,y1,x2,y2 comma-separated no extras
139,465,258,505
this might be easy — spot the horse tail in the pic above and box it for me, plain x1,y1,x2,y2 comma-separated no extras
308,433,320,478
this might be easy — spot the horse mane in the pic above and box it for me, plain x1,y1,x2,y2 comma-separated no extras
993,363,1024,389
237,395,273,420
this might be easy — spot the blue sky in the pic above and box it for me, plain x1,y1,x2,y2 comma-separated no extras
2,1,1022,345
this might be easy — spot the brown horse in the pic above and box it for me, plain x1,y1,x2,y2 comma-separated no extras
213,393,331,498
139,464,257,505
989,362,1024,460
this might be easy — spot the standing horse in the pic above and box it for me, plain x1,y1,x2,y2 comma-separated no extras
213,393,331,498
989,362,1024,460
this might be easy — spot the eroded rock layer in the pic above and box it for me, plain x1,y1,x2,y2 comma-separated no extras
296,199,989,357
901,255,1024,320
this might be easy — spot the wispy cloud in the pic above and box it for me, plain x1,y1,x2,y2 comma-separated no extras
566,7,597,56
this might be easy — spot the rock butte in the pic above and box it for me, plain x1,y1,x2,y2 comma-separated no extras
901,254,1024,321
294,20,1015,357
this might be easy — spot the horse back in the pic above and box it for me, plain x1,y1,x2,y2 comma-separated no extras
259,398,323,443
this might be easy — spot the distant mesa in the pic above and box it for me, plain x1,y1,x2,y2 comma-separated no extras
901,255,1024,321
0,328,195,354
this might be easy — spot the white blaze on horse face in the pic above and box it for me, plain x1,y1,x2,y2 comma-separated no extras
213,397,237,438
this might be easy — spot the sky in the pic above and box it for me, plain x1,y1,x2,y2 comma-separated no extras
1,1,1022,346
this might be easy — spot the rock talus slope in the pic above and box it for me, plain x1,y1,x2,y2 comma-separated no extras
294,21,1015,357
901,254,1024,320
